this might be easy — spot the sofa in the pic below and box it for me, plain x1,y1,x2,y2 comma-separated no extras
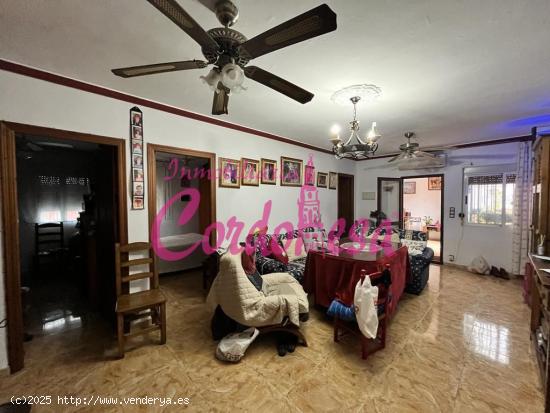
352,222,433,295
253,227,326,283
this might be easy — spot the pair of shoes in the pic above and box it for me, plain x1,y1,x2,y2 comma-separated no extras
497,267,510,280
490,266,510,279
276,333,298,357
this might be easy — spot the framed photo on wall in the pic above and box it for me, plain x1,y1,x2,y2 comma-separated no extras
329,172,338,190
403,181,416,194
317,172,328,188
241,158,260,186
260,158,277,185
280,156,303,187
129,106,144,209
428,176,442,190
219,157,240,188
305,164,315,186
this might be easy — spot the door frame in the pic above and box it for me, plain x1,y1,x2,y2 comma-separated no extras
400,173,444,265
146,143,217,249
377,177,403,226
0,121,128,373
337,173,355,234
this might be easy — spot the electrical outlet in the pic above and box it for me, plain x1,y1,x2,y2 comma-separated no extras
448,255,455,262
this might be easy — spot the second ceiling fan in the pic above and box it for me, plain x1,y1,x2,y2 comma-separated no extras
112,0,337,115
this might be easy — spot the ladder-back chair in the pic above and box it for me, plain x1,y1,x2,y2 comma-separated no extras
115,242,166,358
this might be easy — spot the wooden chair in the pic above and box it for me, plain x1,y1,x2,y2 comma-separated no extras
333,265,391,360
34,222,67,273
115,242,166,358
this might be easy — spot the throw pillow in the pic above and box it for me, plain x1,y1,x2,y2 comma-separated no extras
269,239,289,265
285,237,307,261
241,250,257,275
400,239,427,256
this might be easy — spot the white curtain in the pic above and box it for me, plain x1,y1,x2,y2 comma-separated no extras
511,141,533,275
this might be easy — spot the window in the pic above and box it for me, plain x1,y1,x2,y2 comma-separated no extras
464,167,516,225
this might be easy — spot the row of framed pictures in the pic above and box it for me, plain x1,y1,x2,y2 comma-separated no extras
219,156,338,189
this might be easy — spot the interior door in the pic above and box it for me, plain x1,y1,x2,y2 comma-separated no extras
337,174,354,234
377,177,402,227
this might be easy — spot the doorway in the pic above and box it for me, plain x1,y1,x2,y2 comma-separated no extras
0,122,128,373
337,173,354,234
376,175,444,264
402,175,443,263
147,144,216,278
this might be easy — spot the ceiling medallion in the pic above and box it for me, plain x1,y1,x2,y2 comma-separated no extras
330,84,382,106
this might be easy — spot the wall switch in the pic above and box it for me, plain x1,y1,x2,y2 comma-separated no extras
449,207,455,218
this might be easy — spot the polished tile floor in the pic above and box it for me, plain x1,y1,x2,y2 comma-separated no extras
0,265,543,412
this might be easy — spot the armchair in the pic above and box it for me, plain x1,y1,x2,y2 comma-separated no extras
398,230,433,294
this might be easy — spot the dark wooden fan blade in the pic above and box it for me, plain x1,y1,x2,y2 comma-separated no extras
238,4,337,60
212,81,230,115
112,60,208,78
147,0,219,51
244,66,313,104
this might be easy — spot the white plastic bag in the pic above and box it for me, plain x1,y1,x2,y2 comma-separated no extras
354,276,379,339
468,255,490,274
215,327,259,363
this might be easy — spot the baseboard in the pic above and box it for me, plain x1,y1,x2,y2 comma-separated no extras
0,367,9,377
443,262,521,278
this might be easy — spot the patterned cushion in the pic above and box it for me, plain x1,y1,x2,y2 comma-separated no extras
398,229,427,241
256,255,286,274
401,239,427,256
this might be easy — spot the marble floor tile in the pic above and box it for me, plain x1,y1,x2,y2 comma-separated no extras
0,267,544,412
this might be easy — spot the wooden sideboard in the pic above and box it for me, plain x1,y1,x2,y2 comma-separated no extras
530,253,550,412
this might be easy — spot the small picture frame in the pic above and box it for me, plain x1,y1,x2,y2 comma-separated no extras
131,126,143,140
133,182,144,197
305,164,315,186
131,139,143,155
133,168,144,182
281,156,303,187
260,158,277,185
428,176,442,190
329,172,338,190
131,110,143,127
317,172,328,188
133,154,143,168
241,158,260,186
403,181,416,194
219,157,240,188
132,196,144,209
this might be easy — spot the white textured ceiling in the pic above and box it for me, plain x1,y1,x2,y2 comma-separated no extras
2,0,550,154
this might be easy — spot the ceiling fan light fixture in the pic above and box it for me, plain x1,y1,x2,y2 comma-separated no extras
220,62,245,92
200,68,221,91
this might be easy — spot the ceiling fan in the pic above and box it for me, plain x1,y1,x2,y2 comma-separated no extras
387,132,446,169
112,0,337,115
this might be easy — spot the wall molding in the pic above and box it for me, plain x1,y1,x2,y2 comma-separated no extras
0,59,333,155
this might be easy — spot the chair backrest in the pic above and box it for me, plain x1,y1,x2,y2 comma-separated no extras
35,222,64,252
114,242,158,297
360,264,391,303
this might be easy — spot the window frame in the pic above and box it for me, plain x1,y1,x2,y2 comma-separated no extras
462,164,517,227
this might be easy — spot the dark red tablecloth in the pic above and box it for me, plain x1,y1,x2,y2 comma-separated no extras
303,246,410,319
